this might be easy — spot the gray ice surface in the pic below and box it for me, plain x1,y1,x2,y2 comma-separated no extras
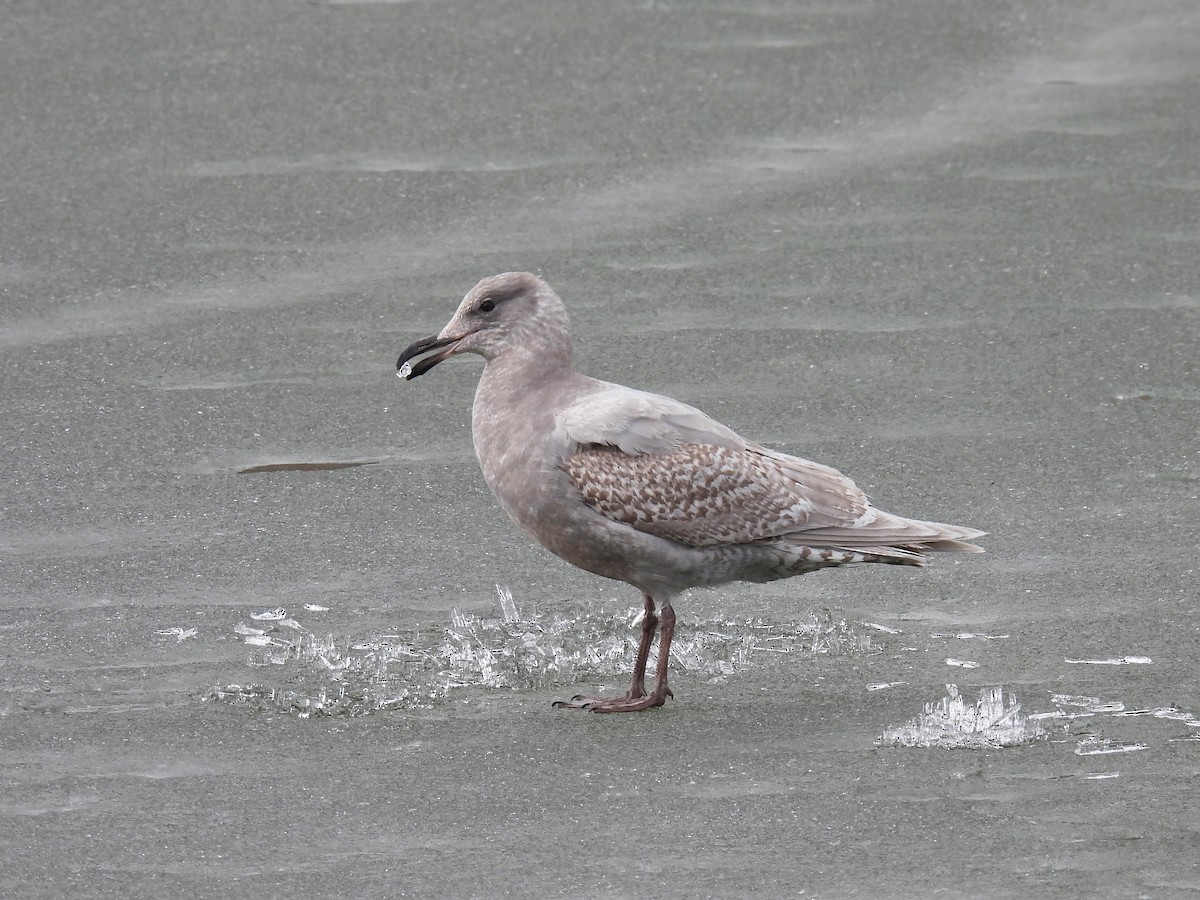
3,2,1199,898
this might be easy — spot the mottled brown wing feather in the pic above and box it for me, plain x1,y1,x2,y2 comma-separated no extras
562,442,871,548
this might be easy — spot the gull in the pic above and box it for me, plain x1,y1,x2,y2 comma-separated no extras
397,272,984,713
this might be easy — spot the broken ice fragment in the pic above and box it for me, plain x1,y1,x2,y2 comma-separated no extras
931,632,1009,640
859,621,901,634
945,658,979,668
495,584,520,623
156,627,197,642
1075,737,1148,755
1064,656,1152,665
243,634,285,647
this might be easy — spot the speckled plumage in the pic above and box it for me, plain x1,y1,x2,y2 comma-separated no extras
396,272,985,712
565,441,829,546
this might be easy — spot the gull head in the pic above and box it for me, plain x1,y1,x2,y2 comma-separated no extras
396,272,571,380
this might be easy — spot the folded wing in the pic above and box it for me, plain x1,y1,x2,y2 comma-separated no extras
558,384,984,554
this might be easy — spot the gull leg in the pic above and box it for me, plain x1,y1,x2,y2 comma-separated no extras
554,595,675,713
644,602,675,705
625,592,658,699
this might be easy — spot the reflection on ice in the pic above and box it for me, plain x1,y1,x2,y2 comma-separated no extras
204,586,881,717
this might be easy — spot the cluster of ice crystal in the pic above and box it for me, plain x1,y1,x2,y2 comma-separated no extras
203,587,880,717
878,684,1046,749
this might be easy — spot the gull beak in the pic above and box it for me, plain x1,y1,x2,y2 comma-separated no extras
396,333,466,380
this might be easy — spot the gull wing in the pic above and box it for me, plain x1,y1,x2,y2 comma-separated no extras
557,384,984,552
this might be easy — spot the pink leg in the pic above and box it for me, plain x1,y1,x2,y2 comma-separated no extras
553,595,675,713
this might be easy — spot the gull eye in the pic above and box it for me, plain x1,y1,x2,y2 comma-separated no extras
479,299,496,313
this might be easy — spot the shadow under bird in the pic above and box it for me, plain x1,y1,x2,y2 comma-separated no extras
396,272,985,713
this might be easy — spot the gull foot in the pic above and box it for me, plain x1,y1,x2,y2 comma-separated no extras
552,687,672,713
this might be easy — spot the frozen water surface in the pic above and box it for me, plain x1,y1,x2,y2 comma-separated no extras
4,0,1200,896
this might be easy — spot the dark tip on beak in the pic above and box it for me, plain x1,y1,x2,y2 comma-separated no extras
396,334,460,381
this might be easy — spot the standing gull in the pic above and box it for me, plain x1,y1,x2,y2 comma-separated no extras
397,272,984,713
